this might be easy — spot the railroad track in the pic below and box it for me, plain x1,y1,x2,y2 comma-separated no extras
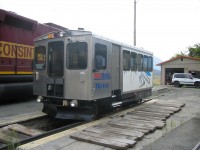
0,115,85,150
17,90,184,150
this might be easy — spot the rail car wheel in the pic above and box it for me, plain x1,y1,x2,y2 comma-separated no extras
174,81,180,87
195,82,200,88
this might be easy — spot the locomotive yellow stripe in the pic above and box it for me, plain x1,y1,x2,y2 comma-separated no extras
0,71,33,75
17,72,33,74
0,71,15,74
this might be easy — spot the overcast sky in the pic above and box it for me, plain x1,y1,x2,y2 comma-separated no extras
1,0,200,61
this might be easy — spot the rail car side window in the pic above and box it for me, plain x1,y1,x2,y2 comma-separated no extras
137,54,143,71
48,41,64,77
123,50,130,71
95,43,107,70
130,52,137,71
148,56,153,71
35,46,46,70
67,42,87,69
143,55,148,71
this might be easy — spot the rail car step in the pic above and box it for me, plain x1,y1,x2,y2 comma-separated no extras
112,102,122,107
7,124,43,136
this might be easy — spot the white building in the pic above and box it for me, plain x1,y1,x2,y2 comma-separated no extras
157,56,200,85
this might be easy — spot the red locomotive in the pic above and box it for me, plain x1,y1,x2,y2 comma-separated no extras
0,9,66,100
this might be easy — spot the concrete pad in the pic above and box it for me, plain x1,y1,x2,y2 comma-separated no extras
0,111,46,127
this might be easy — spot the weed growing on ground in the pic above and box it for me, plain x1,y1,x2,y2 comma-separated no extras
6,130,20,150
162,119,184,136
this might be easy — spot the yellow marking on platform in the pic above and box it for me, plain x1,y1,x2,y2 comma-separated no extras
0,111,47,127
18,99,158,150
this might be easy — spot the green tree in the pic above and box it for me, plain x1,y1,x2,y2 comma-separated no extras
188,43,200,58
171,51,187,59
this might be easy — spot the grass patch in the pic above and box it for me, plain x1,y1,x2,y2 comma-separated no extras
153,75,161,86
6,130,20,150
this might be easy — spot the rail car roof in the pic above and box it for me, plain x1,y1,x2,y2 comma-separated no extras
35,29,153,55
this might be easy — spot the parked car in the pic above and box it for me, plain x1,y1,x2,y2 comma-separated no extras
172,73,200,88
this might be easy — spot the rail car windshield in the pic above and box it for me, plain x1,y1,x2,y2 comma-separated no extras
67,42,87,69
48,41,64,77
35,46,46,70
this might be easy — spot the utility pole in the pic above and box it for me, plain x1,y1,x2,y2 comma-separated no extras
134,0,136,46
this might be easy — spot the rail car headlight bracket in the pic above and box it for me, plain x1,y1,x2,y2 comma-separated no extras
70,100,78,107
47,84,53,91
63,100,68,106
67,37,72,42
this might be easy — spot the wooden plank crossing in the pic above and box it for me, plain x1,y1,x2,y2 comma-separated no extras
7,124,43,136
70,101,185,149
0,123,43,145
128,110,171,118
122,116,165,129
154,101,185,107
83,128,141,141
84,125,144,140
71,132,131,150
123,114,165,123
106,121,151,134
80,131,136,147
108,120,156,131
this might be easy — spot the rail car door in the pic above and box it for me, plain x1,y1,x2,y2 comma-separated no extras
34,43,48,96
111,44,120,92
93,40,111,99
65,39,90,100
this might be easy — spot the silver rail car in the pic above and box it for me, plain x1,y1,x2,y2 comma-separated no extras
33,30,153,120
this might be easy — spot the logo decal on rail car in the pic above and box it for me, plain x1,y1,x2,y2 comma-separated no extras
145,71,151,76
95,83,109,89
94,73,111,80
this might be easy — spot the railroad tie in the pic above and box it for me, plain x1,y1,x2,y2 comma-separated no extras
6,124,43,136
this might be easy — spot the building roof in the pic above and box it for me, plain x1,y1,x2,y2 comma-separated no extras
157,56,200,66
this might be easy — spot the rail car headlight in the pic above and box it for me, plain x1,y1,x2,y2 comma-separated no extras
36,96,43,103
70,100,78,107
